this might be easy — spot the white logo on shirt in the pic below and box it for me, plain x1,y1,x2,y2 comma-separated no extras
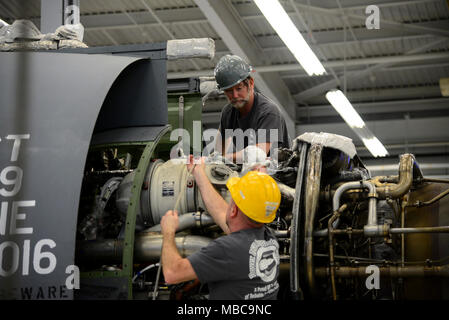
248,239,279,283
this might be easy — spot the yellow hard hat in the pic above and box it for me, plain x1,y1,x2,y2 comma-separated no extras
226,171,281,223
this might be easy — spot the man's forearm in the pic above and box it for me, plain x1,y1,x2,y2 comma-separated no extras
162,231,198,284
162,231,180,282
194,170,230,234
160,210,198,284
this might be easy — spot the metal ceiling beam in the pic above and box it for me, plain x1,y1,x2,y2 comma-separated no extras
115,2,155,43
178,33,442,61
193,0,297,137
260,34,437,52
281,62,449,79
287,0,340,85
308,86,442,104
138,0,201,71
0,2,16,20
295,116,449,146
293,2,449,38
366,141,449,151
253,25,447,49
82,8,449,38
101,29,119,46
81,9,448,56
84,18,444,53
260,52,449,72
297,97,449,118
167,51,449,78
295,0,443,12
293,38,449,102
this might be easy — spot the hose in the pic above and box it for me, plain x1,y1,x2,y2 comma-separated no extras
132,263,159,283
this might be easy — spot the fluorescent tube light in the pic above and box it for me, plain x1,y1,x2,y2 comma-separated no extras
254,0,326,76
326,89,388,158
353,126,389,158
325,90,365,128
362,137,389,158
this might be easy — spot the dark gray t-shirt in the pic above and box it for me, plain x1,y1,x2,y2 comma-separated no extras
218,92,291,154
187,226,280,300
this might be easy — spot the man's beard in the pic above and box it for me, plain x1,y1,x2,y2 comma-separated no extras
230,99,248,109
230,89,251,109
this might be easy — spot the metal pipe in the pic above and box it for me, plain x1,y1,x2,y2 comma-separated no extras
328,214,338,300
328,205,347,300
408,188,449,208
327,228,364,236
143,211,214,233
422,178,449,184
401,196,407,267
277,182,296,202
332,181,362,212
314,253,386,263
314,226,449,236
313,180,379,237
315,265,449,278
273,230,289,238
390,226,449,234
370,175,399,187
376,154,416,200
76,234,212,265
363,181,380,236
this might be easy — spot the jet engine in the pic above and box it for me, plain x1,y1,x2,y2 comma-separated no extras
75,132,449,300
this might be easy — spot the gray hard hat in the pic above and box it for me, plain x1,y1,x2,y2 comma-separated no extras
214,55,253,91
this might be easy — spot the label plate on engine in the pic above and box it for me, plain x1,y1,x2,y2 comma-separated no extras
162,181,175,197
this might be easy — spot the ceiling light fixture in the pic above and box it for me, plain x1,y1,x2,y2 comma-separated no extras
325,90,365,128
254,0,326,76
362,137,389,158
326,89,389,158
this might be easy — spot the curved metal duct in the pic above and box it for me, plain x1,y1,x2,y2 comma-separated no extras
76,234,212,265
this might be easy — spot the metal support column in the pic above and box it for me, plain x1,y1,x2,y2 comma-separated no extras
40,0,80,34
40,0,64,33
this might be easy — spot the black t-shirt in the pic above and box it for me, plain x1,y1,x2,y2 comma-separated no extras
187,226,280,300
218,92,291,153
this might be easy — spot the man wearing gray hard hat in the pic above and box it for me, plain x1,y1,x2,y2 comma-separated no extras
213,54,291,163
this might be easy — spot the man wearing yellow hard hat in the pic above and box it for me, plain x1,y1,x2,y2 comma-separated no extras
160,156,281,300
